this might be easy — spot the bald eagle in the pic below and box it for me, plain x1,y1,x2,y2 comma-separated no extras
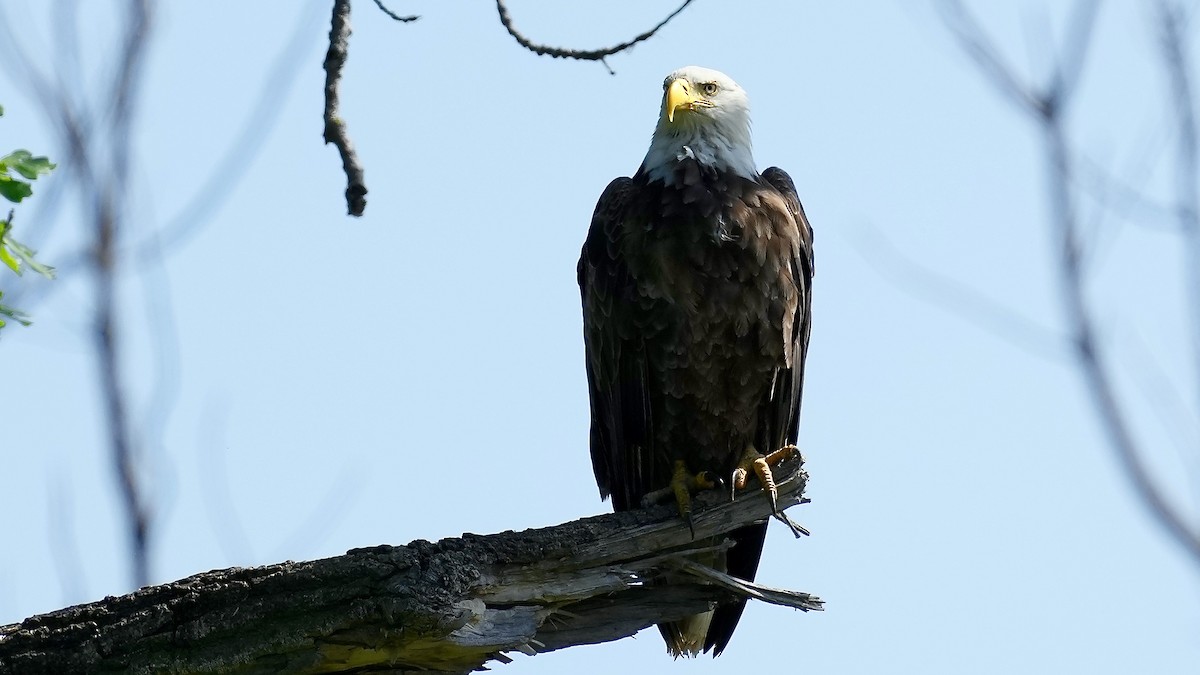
578,66,814,657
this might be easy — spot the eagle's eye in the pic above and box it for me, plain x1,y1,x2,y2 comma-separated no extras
701,82,719,96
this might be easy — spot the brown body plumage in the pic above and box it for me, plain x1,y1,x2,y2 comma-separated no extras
578,66,814,658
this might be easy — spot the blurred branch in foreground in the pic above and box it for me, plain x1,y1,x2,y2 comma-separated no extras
939,0,1200,567
0,0,156,587
0,457,819,675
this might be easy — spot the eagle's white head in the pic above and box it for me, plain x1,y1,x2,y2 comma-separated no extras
642,66,757,183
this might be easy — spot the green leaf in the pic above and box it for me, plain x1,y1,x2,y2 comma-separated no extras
19,156,55,179
1,150,31,165
0,175,32,203
1,150,56,180
0,306,31,328
0,244,19,275
0,290,31,328
2,237,54,279
0,104,5,116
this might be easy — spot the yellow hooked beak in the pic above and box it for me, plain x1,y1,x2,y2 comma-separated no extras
666,78,699,123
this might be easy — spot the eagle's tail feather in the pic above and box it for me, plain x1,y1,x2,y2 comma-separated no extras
659,611,714,658
702,599,750,656
654,522,767,657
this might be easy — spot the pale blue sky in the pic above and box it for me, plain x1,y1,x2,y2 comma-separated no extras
2,1,1198,673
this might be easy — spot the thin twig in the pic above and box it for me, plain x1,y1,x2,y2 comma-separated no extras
495,0,695,75
136,222,183,552
371,0,418,22
937,0,1046,114
197,399,255,564
47,473,88,606
323,0,367,216
1155,0,1200,411
1047,0,1103,112
1124,329,1200,479
1074,151,1177,231
856,221,1069,362
146,5,323,257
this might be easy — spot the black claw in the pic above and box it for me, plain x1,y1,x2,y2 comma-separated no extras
773,511,811,538
684,510,696,539
701,470,724,489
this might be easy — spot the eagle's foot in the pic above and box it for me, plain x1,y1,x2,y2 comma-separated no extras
640,462,722,508
641,460,722,538
673,460,720,538
731,444,800,513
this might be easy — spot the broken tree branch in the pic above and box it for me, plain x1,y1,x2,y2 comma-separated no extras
0,456,818,675
324,0,368,217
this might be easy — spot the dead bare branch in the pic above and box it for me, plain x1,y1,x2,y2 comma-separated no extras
371,0,418,22
496,0,695,74
323,0,368,217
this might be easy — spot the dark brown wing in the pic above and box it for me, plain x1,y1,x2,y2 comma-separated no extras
760,166,815,454
578,177,653,512
704,166,815,656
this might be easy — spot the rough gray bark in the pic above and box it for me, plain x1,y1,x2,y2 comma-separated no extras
0,456,818,675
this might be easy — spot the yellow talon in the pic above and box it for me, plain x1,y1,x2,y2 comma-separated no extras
634,460,725,537
672,460,694,521
731,444,800,512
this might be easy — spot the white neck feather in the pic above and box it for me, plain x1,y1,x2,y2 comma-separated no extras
641,117,757,184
